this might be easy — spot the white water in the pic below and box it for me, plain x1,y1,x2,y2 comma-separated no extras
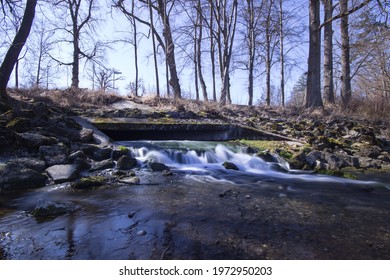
118,140,389,189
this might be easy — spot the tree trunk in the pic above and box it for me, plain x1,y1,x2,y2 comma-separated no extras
306,0,323,108
209,1,217,102
157,0,181,99
247,0,255,106
279,0,285,107
149,0,160,97
197,0,208,101
323,0,334,104
132,0,139,96
194,11,199,100
265,1,272,106
0,0,38,98
15,60,19,89
340,0,351,107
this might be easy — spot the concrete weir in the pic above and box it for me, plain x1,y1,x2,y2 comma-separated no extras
90,118,295,141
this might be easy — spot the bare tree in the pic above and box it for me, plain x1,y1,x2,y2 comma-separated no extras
52,0,101,89
87,64,123,92
306,0,323,107
241,0,261,106
208,0,238,105
322,0,335,104
0,0,37,102
195,0,208,101
340,0,352,107
114,0,182,99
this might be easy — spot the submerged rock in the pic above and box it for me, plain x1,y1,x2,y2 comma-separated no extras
31,199,73,218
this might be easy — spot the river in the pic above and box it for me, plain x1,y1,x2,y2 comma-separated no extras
0,141,389,259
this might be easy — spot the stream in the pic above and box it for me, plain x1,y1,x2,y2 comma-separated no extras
0,141,389,259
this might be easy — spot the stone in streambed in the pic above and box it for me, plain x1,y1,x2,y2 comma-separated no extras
31,199,73,218
46,164,81,183
39,144,70,166
148,162,170,171
222,161,239,170
90,159,115,171
119,176,140,185
71,176,106,190
116,155,137,170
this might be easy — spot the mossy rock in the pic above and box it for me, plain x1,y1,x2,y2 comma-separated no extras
6,117,31,131
315,169,357,180
71,176,106,190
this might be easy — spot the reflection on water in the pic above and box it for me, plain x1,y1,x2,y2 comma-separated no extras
0,141,389,259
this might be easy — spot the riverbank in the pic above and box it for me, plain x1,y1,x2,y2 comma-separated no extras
1,89,390,192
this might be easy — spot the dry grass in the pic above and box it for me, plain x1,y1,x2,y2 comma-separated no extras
9,88,124,109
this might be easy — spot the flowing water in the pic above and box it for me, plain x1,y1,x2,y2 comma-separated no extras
0,141,389,259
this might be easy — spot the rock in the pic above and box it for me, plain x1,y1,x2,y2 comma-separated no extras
116,155,137,170
31,199,73,218
69,150,88,161
74,158,92,171
16,132,57,148
137,230,147,236
324,152,346,170
112,147,130,160
90,159,115,171
8,157,47,172
71,176,106,190
148,162,170,171
222,161,239,170
358,158,381,169
0,165,47,191
162,170,173,176
6,117,31,132
119,176,140,185
79,128,94,142
46,164,81,183
93,147,113,161
356,145,381,159
305,150,323,167
39,144,70,166
257,151,279,163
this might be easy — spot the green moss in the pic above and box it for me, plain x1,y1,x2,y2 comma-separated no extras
315,169,357,180
278,149,293,159
118,145,129,153
237,140,282,152
6,117,30,130
71,176,106,189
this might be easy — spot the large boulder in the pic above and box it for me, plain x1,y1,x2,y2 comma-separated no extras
45,164,81,183
8,157,47,172
0,164,47,191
